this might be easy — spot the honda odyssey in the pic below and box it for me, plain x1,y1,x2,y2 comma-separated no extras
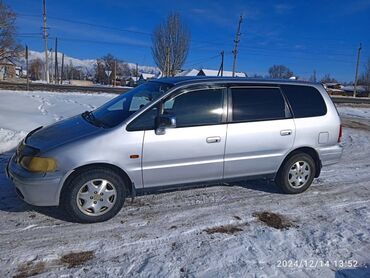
6,77,343,222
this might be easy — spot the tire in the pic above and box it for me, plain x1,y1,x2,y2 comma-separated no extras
275,153,316,194
60,167,127,223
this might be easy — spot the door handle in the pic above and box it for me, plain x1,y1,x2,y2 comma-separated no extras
280,129,292,136
206,136,221,143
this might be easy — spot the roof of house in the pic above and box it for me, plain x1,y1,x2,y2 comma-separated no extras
140,73,156,79
0,57,16,66
342,85,366,92
198,69,246,77
176,69,200,77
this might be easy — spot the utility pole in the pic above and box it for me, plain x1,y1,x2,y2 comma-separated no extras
54,38,58,84
353,43,362,98
217,51,224,77
42,0,49,83
232,15,243,77
60,53,64,84
25,45,29,91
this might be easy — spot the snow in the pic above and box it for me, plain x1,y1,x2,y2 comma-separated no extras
0,90,115,153
0,90,369,277
140,73,156,80
176,69,200,77
337,104,370,120
199,69,247,77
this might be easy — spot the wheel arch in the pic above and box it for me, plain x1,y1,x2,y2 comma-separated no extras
278,147,322,178
60,163,135,203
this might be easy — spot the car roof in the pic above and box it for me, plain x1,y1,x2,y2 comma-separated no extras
150,76,320,87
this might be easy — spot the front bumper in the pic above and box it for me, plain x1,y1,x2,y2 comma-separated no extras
317,144,343,166
6,155,62,206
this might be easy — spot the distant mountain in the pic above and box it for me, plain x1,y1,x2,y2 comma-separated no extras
15,50,160,76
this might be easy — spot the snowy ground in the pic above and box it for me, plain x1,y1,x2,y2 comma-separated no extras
0,90,369,277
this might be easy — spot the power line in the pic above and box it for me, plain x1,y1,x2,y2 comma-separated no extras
17,13,152,36
238,50,355,64
184,54,224,68
17,31,366,63
17,13,366,59
16,34,358,65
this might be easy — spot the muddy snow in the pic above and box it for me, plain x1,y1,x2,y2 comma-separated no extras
0,90,369,277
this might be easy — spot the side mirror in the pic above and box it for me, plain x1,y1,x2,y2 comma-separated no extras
155,115,176,135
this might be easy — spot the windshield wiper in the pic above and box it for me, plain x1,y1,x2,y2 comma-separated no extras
82,111,109,128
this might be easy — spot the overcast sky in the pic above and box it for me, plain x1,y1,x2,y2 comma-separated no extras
7,0,370,81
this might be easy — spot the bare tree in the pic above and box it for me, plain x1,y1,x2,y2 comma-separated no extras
0,1,22,60
94,54,130,84
320,74,337,84
29,58,43,80
152,13,190,77
268,65,294,79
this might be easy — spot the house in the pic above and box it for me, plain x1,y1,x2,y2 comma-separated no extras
197,69,247,77
323,82,345,96
176,69,200,77
342,85,368,97
0,58,16,80
126,76,140,87
15,66,27,78
140,73,156,80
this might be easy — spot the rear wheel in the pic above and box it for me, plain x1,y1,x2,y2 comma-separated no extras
61,168,126,223
275,153,316,194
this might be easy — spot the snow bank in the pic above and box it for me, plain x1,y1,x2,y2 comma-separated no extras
0,89,115,154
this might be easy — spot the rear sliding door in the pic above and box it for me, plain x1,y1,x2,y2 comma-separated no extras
224,86,295,179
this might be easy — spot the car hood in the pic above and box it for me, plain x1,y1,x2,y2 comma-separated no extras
26,115,103,151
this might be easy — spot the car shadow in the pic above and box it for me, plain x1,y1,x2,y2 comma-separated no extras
230,178,284,194
137,177,284,196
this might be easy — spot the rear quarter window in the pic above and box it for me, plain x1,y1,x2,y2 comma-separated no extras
281,85,327,118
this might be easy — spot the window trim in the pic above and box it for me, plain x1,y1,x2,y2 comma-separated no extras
227,86,293,124
126,85,228,131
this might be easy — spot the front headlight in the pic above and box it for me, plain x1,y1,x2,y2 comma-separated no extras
20,156,57,172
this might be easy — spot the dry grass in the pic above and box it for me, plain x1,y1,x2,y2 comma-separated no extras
204,224,245,235
253,211,295,230
60,251,95,268
13,261,46,278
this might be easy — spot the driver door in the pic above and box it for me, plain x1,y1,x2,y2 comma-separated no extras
135,86,227,188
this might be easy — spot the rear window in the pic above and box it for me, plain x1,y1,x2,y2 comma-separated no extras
231,87,287,122
281,85,327,118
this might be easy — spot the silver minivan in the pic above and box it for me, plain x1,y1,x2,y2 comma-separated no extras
6,77,343,222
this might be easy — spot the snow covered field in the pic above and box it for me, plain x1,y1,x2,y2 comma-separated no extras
0,90,369,277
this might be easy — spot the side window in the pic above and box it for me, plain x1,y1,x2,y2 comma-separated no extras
281,85,327,118
164,88,224,128
126,105,158,131
231,87,287,122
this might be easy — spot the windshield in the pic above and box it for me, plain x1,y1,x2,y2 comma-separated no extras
87,82,172,128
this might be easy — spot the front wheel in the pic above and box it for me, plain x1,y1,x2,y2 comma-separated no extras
60,168,127,223
275,153,316,194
